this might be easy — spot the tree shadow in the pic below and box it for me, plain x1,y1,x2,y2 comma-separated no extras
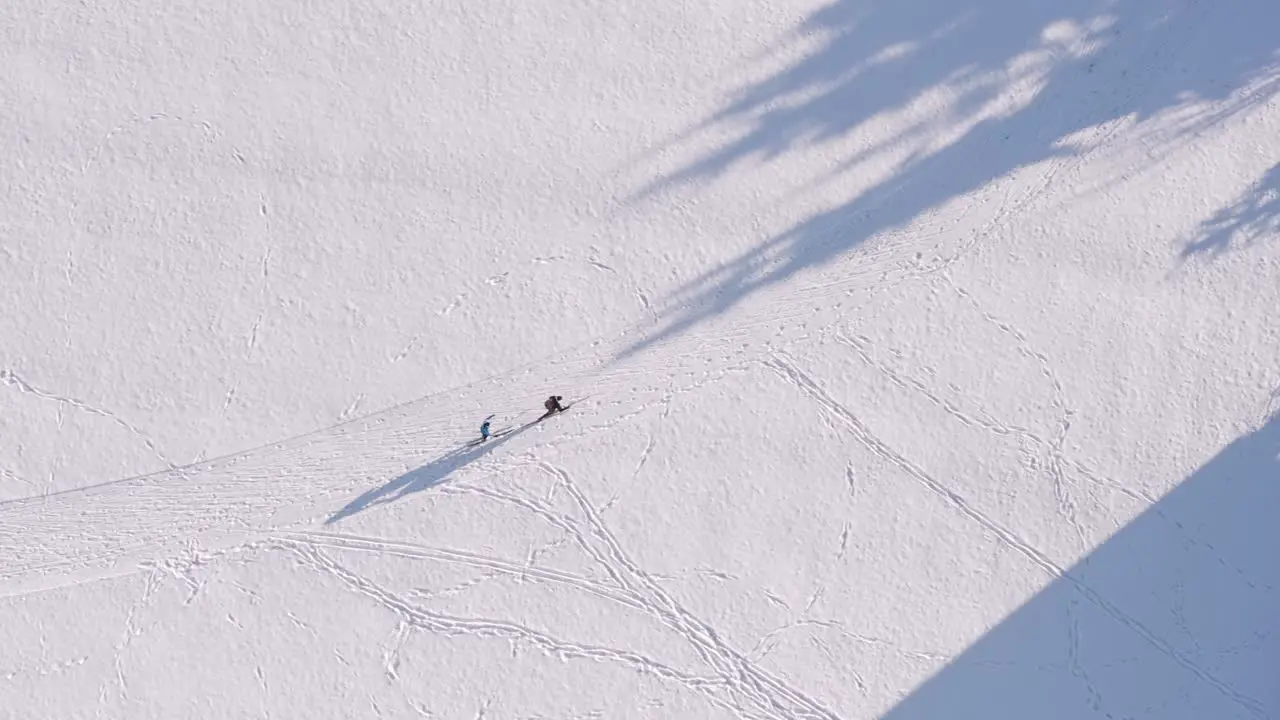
1182,163,1280,259
324,420,538,525
620,0,1279,359
881,412,1279,719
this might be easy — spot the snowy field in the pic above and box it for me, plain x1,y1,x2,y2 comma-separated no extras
2,0,1278,717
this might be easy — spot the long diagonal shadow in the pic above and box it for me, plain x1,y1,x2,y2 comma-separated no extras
324,419,540,525
882,412,1280,719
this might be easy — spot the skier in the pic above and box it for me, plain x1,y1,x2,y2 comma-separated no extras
543,395,566,417
480,415,493,441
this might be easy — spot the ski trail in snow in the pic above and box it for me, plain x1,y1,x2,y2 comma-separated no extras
762,351,1269,720
0,369,176,472
830,324,1270,592
0,342,750,602
327,455,842,720
940,276,1087,548
0,467,35,490
536,461,840,719
764,352,1065,569
292,528,890,716
286,541,759,719
749,618,946,666
285,530,646,612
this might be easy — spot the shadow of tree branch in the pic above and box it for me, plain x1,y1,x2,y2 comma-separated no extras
619,0,1279,360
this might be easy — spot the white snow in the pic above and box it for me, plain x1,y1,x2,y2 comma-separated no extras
2,0,1278,717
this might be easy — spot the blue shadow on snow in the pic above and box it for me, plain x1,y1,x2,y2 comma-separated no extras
620,0,1279,359
1182,162,1280,259
881,412,1279,719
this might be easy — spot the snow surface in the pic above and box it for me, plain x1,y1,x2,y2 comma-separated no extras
2,0,1278,717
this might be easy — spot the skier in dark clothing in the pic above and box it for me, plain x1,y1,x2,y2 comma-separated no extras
543,395,565,417
480,418,492,441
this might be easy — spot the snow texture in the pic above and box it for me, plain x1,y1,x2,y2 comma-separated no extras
2,0,1278,717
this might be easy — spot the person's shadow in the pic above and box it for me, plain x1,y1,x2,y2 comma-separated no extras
324,418,540,525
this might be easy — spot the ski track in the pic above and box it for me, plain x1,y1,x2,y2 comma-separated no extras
762,351,1268,720
536,460,842,719
599,397,671,515
943,276,1085,544
1,369,177,473
1067,597,1112,717
832,288,1092,554
247,237,272,358
0,467,35,491
749,619,947,666
292,452,843,720
288,541,760,719
829,324,1269,595
290,528,843,719
1,654,90,684
434,481,781,715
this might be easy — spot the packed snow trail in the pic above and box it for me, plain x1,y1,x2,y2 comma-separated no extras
0,323,735,598
0,153,991,599
0,316,859,718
